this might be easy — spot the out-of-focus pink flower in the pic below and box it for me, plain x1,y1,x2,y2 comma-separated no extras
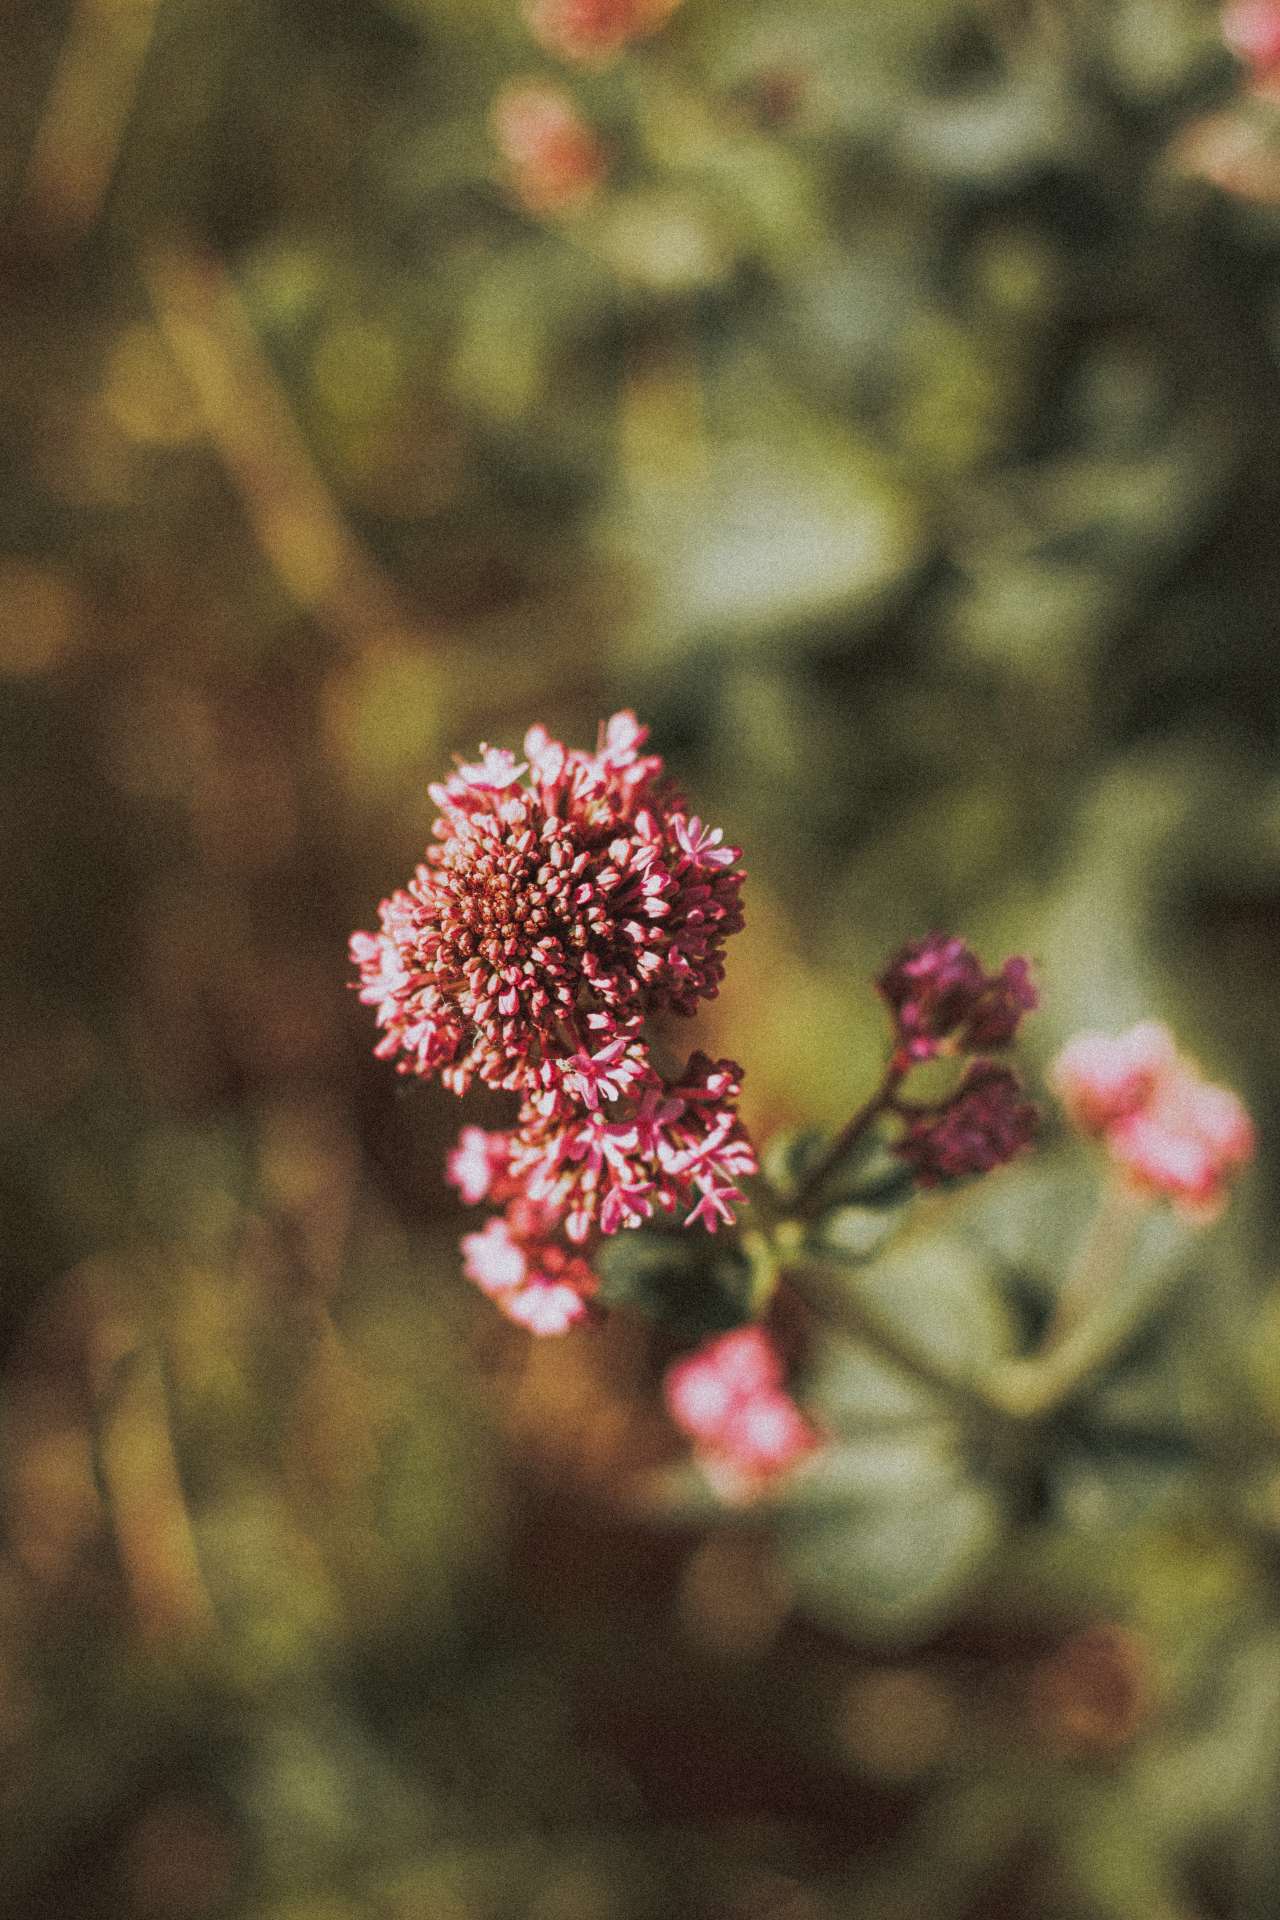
877,934,1037,1066
1052,1023,1254,1221
1107,1060,1254,1221
894,1062,1038,1187
1049,1021,1177,1136
461,1213,599,1334
446,1126,512,1205
491,80,607,216
523,0,682,65
665,1327,819,1493
1224,0,1280,84
1173,106,1280,201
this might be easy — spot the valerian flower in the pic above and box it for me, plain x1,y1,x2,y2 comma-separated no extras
1052,1022,1254,1221
353,714,755,1332
665,1326,819,1494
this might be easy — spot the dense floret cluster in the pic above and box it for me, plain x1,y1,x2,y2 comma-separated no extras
350,713,743,1098
351,714,755,1330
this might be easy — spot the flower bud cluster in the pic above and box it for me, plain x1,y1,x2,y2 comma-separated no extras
1051,1022,1254,1220
877,934,1036,1069
664,1326,819,1494
876,933,1039,1184
351,713,756,1331
894,1061,1038,1187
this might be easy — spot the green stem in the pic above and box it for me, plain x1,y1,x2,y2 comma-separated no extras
990,1175,1156,1420
791,1060,906,1218
784,1259,1006,1425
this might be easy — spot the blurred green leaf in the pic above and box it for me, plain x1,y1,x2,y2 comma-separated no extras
595,1224,755,1340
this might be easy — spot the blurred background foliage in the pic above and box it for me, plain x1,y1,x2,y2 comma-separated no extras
6,0,1280,1914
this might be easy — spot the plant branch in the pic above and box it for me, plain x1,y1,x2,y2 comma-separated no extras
989,1177,1166,1421
791,1061,905,1217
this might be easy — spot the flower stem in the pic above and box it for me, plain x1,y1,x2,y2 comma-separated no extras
989,1174,1156,1420
784,1259,1006,1425
792,1061,906,1217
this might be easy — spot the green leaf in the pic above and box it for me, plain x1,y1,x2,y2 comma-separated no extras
780,1444,1006,1647
595,1226,754,1341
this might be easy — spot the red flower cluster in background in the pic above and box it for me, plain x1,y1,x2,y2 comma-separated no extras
1052,1021,1254,1220
491,80,608,216
351,714,756,1331
877,934,1036,1069
523,0,683,65
1224,0,1280,88
894,1061,1038,1187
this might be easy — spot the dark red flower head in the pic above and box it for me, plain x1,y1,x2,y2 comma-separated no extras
877,934,1036,1066
894,1062,1038,1186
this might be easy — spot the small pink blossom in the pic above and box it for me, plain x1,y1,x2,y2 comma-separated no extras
446,1126,512,1205
673,815,738,870
559,1034,649,1110
1050,1021,1177,1136
1053,1024,1254,1221
523,0,683,66
461,1215,530,1296
665,1327,819,1494
502,1275,595,1336
490,80,608,217
461,1213,599,1333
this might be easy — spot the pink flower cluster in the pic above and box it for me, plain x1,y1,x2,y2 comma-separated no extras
351,713,756,1331
523,0,683,65
1052,1022,1254,1221
1224,1,1280,88
664,1326,819,1494
491,80,607,216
